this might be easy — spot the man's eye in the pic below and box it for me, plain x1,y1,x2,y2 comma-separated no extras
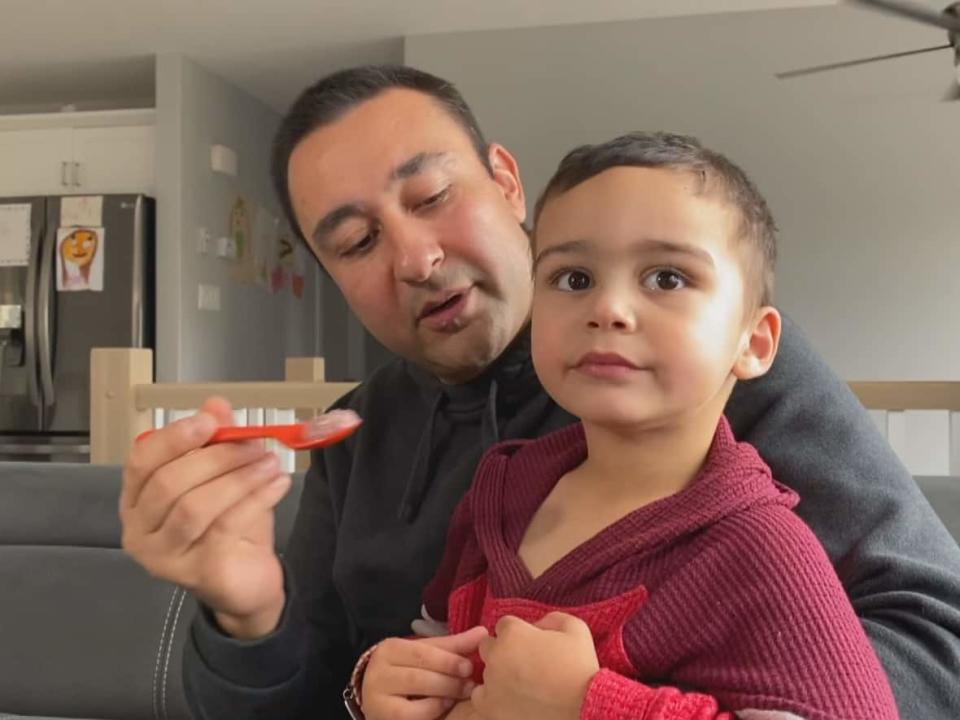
342,229,378,257
418,187,449,210
552,269,592,292
642,269,687,291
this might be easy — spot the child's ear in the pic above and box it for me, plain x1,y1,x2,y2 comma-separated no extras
733,307,782,381
488,143,527,224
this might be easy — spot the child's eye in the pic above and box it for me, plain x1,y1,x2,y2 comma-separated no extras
552,269,593,292
642,269,687,291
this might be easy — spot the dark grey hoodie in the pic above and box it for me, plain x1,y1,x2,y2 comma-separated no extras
183,317,960,719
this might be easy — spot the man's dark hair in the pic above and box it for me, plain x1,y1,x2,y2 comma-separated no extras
534,131,778,307
272,64,491,241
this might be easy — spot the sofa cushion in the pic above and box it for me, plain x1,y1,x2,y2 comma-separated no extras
0,462,303,720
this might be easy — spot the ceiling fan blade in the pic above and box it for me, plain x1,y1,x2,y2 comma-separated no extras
776,44,952,79
943,82,960,100
849,0,960,32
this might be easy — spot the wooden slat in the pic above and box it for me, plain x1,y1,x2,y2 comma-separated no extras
90,348,154,464
285,357,330,472
135,381,358,411
848,382,960,411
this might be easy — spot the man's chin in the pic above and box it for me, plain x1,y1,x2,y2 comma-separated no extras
420,338,503,385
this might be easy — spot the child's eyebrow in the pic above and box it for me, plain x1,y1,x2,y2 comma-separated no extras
533,238,715,271
533,239,588,272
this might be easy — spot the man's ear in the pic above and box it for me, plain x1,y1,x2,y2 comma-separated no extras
487,143,527,224
733,306,782,381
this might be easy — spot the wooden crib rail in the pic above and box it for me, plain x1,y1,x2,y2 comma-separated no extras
90,348,358,467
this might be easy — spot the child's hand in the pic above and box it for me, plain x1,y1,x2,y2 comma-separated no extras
472,612,599,720
361,626,488,720
444,699,481,720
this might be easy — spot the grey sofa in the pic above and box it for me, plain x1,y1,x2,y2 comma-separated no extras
0,462,303,720
0,463,957,720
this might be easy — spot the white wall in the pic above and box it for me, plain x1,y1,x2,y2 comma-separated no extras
406,4,960,383
155,54,320,382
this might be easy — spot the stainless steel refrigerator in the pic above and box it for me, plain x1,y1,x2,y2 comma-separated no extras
0,194,154,461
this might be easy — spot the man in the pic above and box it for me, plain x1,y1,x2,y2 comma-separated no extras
120,66,960,719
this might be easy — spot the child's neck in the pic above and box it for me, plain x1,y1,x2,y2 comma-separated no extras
575,407,723,506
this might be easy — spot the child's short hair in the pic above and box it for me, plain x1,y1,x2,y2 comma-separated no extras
533,131,777,308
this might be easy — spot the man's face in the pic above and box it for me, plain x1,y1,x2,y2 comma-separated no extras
532,166,759,430
288,89,533,383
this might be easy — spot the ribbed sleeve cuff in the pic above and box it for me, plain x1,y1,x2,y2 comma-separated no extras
581,668,654,720
189,570,305,689
580,669,728,720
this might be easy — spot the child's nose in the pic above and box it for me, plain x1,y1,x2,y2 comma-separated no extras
586,291,637,332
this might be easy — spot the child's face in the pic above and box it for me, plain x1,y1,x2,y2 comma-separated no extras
532,166,772,430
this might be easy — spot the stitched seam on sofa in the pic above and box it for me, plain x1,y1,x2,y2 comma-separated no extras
161,587,188,720
153,587,180,720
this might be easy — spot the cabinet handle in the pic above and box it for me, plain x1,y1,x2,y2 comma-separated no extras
60,161,68,187
72,161,81,188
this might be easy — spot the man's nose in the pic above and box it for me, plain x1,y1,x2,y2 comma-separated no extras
391,221,444,284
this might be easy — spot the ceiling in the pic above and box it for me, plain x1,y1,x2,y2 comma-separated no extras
0,0,838,113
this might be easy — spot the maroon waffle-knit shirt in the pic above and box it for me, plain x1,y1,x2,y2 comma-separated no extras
422,418,898,720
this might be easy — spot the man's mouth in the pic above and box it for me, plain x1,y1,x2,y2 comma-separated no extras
420,292,464,319
417,287,473,330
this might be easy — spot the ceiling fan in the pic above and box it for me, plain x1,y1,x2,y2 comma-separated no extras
776,0,960,102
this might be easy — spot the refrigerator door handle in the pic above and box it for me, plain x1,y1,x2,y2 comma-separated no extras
37,220,55,408
60,162,69,188
23,210,42,411
72,162,81,188
132,195,144,347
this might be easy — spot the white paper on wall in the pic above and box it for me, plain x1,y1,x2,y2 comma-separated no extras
0,204,32,267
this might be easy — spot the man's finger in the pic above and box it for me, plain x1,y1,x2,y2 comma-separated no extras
209,472,292,537
122,397,235,511
153,454,286,552
132,441,269,533
122,412,218,510
199,395,235,425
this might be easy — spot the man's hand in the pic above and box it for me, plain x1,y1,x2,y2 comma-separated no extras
472,612,599,720
361,627,489,720
120,396,292,639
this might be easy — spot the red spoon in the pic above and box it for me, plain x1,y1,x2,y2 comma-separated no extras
136,409,362,450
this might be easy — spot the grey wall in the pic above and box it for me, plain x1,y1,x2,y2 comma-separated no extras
406,5,960,381
155,54,320,382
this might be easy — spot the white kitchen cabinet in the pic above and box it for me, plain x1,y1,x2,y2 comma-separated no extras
0,127,74,197
71,125,155,195
0,110,155,197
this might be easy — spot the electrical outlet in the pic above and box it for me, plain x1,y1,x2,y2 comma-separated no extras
198,284,220,311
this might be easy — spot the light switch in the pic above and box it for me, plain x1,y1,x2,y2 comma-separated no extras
211,144,238,176
198,284,220,311
216,236,238,260
197,227,212,255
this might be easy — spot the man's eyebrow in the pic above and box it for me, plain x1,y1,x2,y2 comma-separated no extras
532,238,715,271
390,151,450,182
